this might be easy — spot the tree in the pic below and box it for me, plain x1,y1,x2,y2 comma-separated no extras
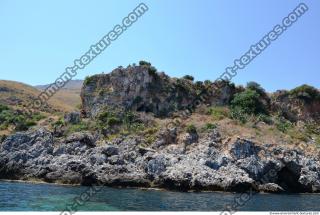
139,60,151,66
231,89,267,115
182,75,194,81
246,81,266,97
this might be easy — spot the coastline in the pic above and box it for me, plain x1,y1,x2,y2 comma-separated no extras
2,179,320,195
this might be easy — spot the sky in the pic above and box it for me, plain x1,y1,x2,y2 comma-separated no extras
0,0,319,92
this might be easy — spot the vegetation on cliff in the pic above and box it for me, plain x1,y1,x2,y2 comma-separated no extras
1,62,320,150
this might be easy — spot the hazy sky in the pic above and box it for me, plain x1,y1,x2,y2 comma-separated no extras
0,0,319,92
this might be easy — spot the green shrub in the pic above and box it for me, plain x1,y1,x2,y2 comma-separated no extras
182,75,194,81
97,110,141,133
204,80,212,85
139,124,159,145
186,124,197,134
128,123,145,133
107,117,122,127
246,81,266,97
0,106,43,132
14,119,36,131
289,84,320,102
139,60,151,66
139,61,157,76
84,76,94,85
204,123,217,130
195,81,203,86
256,114,273,125
53,118,64,127
231,89,267,116
67,121,90,133
0,110,14,125
32,113,46,121
123,111,135,129
275,118,293,133
148,66,157,76
230,107,248,124
0,104,9,113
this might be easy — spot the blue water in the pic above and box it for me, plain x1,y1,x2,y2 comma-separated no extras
0,181,319,211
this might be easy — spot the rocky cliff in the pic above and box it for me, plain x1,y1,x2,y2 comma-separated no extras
80,64,237,118
1,63,320,193
0,128,320,193
81,64,319,125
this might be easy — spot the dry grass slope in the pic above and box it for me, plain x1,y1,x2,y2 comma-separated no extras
0,80,75,112
35,80,83,110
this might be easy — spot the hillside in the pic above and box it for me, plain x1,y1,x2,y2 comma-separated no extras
0,80,75,112
0,80,75,136
80,62,320,149
1,62,320,193
35,80,83,110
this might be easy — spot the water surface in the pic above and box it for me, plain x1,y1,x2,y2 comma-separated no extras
0,181,319,211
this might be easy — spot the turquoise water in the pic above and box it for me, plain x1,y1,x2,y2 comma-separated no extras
0,181,320,211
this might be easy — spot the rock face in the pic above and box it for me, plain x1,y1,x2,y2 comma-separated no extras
2,66,320,193
271,89,320,123
81,65,236,118
1,128,320,193
81,66,320,127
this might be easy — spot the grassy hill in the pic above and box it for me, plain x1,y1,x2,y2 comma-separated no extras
35,80,83,110
0,80,80,136
0,80,75,112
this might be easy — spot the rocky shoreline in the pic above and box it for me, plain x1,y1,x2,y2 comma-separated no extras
1,128,320,193
1,64,320,193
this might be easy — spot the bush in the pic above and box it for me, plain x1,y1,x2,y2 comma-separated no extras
97,110,140,133
138,61,157,76
231,89,267,116
289,84,320,102
67,121,90,133
204,80,212,85
0,106,42,132
182,75,194,81
148,66,157,76
230,107,248,124
123,111,135,129
0,104,9,113
139,60,151,66
53,118,64,127
84,76,94,85
195,81,203,86
204,123,217,130
0,110,14,125
186,124,197,134
246,81,266,96
275,118,293,133
107,117,122,127
32,113,46,121
256,114,273,125
14,119,36,131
